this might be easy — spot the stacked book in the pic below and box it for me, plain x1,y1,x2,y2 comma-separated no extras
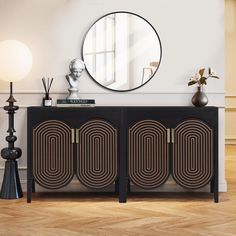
56,99,95,107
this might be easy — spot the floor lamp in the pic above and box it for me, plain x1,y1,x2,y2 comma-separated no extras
0,40,32,199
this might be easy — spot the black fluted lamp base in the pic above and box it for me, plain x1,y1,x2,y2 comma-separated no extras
0,159,23,199
0,82,23,199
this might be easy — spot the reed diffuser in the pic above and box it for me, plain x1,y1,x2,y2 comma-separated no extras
42,77,53,106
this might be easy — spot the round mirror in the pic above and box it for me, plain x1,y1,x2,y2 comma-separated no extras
82,11,162,92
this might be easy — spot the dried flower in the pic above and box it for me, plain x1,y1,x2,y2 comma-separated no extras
188,67,220,86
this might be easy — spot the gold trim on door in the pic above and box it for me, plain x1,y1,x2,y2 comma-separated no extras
167,128,170,143
33,120,74,189
172,119,213,189
76,129,79,144
128,120,169,189
71,128,75,144
171,128,175,143
76,120,118,189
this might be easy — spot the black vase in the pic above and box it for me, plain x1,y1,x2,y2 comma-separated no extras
192,86,208,107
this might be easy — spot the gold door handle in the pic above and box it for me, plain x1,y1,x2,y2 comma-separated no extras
167,128,170,143
71,129,75,144
76,129,79,144
171,128,175,143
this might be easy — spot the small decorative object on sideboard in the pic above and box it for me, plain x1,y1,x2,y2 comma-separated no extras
56,58,96,107
66,58,85,100
56,98,95,107
188,67,220,107
42,77,53,107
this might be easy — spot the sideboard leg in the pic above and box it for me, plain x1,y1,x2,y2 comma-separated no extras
27,155,32,203
214,176,219,203
214,134,219,203
32,178,36,193
115,178,119,194
119,177,128,203
27,179,32,203
127,179,131,193
210,179,214,193
214,191,219,203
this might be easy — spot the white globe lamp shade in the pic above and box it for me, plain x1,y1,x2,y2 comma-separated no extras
0,40,32,82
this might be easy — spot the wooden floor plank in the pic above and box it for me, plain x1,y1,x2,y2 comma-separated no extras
0,145,235,236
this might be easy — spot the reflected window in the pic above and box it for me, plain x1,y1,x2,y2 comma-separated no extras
83,15,115,86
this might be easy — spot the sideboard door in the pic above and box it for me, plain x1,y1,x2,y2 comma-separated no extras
128,120,169,189
172,119,214,189
76,120,118,189
32,120,74,189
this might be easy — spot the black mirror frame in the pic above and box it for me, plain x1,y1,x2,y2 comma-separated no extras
81,11,162,92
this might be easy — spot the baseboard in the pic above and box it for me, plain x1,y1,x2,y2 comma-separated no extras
225,137,236,145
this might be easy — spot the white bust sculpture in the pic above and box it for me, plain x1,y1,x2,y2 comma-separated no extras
66,58,85,100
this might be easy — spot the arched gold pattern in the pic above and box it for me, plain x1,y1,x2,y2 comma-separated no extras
172,119,213,189
33,120,73,189
128,120,169,189
77,120,118,189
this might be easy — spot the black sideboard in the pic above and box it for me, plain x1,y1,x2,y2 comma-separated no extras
27,106,218,203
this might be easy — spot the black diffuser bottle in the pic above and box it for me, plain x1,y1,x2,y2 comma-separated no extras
42,77,53,107
43,92,52,106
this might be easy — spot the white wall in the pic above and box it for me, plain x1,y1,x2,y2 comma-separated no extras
0,0,225,192
128,14,161,87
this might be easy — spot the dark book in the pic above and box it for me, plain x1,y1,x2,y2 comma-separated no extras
57,99,95,105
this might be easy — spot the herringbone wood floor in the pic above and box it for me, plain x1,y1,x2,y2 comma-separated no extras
0,146,235,236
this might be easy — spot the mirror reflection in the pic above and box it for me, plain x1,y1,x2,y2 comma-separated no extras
82,12,162,91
